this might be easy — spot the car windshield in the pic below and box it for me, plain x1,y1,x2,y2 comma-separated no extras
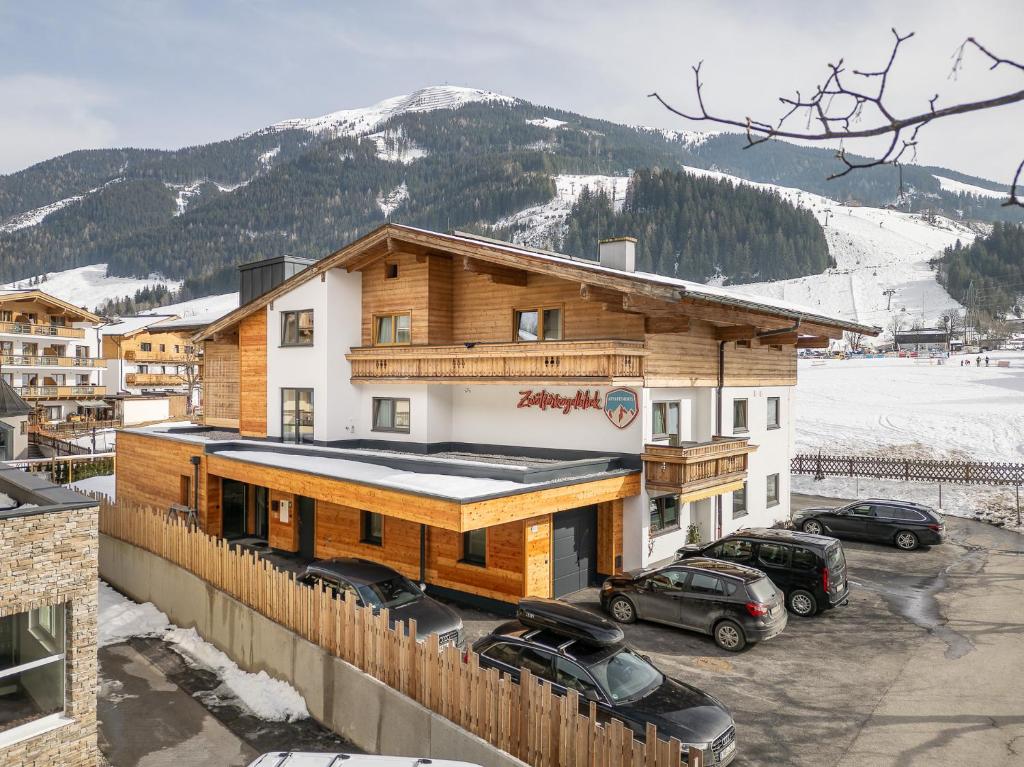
826,544,846,572
746,577,777,603
357,576,423,609
588,647,663,703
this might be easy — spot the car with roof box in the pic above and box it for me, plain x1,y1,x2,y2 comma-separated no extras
599,557,787,650
473,598,738,765
297,558,464,647
677,529,849,618
792,498,945,551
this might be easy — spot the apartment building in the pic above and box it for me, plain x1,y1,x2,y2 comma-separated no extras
101,315,201,405
0,290,105,423
0,469,98,766
115,225,875,609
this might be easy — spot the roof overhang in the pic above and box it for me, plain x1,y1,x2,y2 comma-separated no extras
0,290,102,324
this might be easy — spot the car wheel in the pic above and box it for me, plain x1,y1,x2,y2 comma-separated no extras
895,530,919,551
802,519,823,535
608,596,636,624
714,620,747,652
788,589,818,617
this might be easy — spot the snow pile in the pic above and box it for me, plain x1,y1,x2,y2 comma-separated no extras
1,264,181,310
526,117,567,130
99,582,309,722
271,85,515,138
70,474,116,500
377,183,409,217
933,175,1005,200
494,174,630,248
681,166,975,328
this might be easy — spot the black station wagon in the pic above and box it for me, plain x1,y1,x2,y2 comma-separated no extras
793,499,945,551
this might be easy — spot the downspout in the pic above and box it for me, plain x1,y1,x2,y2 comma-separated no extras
419,524,427,587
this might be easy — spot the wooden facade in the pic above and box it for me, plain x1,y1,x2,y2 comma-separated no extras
202,329,240,428
238,312,267,437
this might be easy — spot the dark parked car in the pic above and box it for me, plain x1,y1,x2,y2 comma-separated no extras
792,499,945,551
678,529,849,618
297,558,464,647
599,558,787,650
473,598,737,765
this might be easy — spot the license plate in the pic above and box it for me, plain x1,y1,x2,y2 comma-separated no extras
720,741,736,761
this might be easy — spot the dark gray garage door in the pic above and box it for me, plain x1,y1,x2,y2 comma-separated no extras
552,506,598,597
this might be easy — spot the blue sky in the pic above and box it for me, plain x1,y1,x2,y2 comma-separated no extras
1,1,1021,182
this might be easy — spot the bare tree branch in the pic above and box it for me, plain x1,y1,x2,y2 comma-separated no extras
650,30,1024,207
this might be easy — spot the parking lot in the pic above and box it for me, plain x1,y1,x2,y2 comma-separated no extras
459,495,1024,766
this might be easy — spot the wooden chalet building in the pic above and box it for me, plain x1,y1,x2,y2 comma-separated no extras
115,225,876,608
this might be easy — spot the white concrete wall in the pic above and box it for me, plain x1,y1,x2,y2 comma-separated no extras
122,397,171,426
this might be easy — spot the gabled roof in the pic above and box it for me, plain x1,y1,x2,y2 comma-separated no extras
0,378,32,417
99,314,180,338
0,289,102,324
196,223,880,341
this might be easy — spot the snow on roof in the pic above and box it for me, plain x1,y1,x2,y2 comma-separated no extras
143,292,239,329
100,315,178,336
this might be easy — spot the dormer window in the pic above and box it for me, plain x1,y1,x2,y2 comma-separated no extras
514,307,562,342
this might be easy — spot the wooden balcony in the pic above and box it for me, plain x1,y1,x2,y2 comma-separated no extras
0,354,103,368
126,372,185,386
643,436,757,498
16,385,106,399
347,340,646,384
0,321,85,339
125,349,193,362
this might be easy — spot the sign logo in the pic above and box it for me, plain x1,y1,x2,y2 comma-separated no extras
517,389,602,415
603,388,639,429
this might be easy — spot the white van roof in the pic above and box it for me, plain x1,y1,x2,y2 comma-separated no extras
248,754,484,767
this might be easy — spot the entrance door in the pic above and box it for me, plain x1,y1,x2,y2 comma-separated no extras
298,496,316,560
221,479,247,539
552,506,597,597
253,486,269,541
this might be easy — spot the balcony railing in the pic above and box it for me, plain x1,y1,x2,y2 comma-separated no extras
126,372,185,386
346,340,646,383
125,349,195,362
643,436,757,496
16,385,106,399
0,321,85,339
0,354,103,368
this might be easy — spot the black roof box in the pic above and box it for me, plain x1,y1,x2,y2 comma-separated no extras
517,598,624,647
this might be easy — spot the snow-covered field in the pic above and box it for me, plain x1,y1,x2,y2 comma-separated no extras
99,581,309,722
794,353,1024,531
933,175,1006,200
2,264,181,311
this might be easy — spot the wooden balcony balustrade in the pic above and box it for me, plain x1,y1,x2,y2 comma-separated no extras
0,320,85,339
643,436,757,496
346,339,646,384
0,354,103,368
125,349,195,362
126,372,185,386
16,385,106,399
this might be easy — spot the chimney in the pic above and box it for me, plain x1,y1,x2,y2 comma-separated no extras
238,254,315,305
598,237,637,273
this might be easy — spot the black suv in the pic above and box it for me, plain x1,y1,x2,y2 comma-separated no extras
792,499,945,551
473,598,737,765
599,558,787,651
678,529,849,618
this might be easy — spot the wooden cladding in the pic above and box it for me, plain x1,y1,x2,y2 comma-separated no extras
125,372,184,386
0,320,85,338
203,331,240,428
347,339,646,384
239,312,268,437
643,436,756,496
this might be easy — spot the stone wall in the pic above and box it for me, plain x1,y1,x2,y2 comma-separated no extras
0,507,99,767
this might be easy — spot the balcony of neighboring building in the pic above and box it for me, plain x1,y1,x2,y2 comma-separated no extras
0,319,85,339
16,385,106,399
346,339,646,385
0,353,103,369
125,372,185,386
125,348,194,363
642,436,757,499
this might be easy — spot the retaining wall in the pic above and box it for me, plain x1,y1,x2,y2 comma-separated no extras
99,533,526,767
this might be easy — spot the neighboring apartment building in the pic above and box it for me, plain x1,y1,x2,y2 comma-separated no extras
115,225,875,609
0,290,105,423
101,315,201,405
0,469,98,766
0,379,32,460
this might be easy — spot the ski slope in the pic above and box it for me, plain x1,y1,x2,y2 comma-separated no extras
1,264,180,311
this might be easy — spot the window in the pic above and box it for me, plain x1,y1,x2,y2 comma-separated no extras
847,504,875,517
767,397,781,429
179,475,192,507
140,342,152,352
518,647,554,679
361,511,383,545
482,642,520,668
649,495,680,534
514,307,562,342
281,310,314,346
137,364,149,374
733,399,748,432
159,344,166,352
644,569,687,591
174,345,180,353
791,547,817,571
375,313,411,345
0,606,66,734
766,473,780,507
281,388,313,443
385,262,399,279
686,572,725,595
553,657,601,698
758,542,790,568
735,339,751,349
715,539,754,563
732,482,748,519
462,529,486,566
651,402,679,442
372,398,410,433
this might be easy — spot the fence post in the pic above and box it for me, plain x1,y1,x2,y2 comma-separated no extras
1017,485,1021,528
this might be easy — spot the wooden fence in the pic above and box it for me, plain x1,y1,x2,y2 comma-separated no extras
792,453,1024,486
8,453,115,483
94,496,701,767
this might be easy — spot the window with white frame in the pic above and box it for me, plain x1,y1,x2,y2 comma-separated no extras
732,399,748,433
0,605,66,734
652,402,680,443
